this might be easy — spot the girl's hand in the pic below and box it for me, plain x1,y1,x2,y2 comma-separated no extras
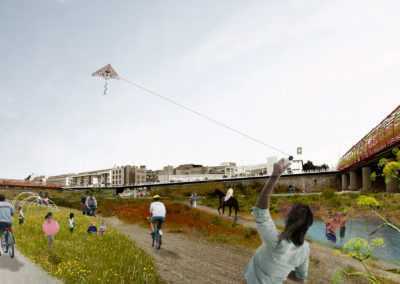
272,158,291,176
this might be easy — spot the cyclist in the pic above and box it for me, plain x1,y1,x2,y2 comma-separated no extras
0,194,15,255
149,195,166,237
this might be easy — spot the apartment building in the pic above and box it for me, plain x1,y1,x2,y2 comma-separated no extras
112,165,147,186
69,169,112,187
175,164,208,175
47,174,75,186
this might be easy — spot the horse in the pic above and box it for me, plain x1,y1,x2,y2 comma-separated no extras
213,189,239,220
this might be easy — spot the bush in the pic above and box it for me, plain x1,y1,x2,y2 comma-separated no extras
244,228,257,239
321,188,336,200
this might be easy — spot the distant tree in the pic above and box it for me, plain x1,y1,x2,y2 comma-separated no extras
321,164,329,171
302,161,315,172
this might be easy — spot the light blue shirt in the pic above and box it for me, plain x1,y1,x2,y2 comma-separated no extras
0,201,15,224
244,207,310,284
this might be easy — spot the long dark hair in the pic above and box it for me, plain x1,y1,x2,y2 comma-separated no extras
279,204,313,246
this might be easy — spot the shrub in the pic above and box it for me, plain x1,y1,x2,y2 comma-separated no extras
321,188,336,200
244,228,257,239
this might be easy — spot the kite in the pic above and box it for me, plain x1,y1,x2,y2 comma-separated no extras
92,64,119,95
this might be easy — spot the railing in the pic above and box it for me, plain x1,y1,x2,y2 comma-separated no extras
338,105,400,171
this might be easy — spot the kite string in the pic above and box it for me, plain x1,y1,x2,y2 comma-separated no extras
119,77,291,157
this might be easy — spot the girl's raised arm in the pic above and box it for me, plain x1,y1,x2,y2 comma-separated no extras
256,158,290,209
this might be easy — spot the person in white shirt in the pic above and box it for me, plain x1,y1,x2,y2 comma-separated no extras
68,213,75,233
149,195,166,236
224,188,234,202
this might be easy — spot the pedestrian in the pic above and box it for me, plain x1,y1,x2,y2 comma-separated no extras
43,193,49,206
18,206,24,225
42,212,60,249
81,195,87,215
85,194,97,216
244,159,314,283
190,192,198,208
98,220,106,236
68,213,75,233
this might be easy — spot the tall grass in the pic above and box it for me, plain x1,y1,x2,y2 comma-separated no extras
13,206,161,284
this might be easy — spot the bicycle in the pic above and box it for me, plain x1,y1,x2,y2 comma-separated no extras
151,220,162,250
1,226,15,258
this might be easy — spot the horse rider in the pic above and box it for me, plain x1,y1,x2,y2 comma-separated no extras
224,188,234,202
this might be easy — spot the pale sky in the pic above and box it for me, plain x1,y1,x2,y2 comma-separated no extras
1,0,399,178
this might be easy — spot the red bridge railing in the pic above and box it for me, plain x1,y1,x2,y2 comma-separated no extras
338,105,400,171
0,179,61,189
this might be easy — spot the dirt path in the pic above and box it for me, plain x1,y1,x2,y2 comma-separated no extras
106,216,252,284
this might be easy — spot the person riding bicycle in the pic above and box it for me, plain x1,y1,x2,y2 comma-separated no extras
149,195,166,237
0,194,15,255
85,194,97,216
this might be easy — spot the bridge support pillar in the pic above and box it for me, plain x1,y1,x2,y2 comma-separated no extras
349,171,359,190
386,178,399,193
341,174,348,191
362,167,371,192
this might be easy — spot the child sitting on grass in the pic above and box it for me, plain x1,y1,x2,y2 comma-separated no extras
98,220,106,236
68,213,75,233
87,222,97,234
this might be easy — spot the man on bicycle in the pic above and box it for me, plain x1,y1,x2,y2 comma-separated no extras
149,195,166,236
0,194,14,255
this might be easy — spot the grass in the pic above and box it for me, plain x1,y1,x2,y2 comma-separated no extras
13,206,161,284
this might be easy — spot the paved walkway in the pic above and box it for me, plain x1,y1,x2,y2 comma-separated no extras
0,249,60,284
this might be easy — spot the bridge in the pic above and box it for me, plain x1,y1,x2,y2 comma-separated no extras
0,179,61,190
338,105,400,192
63,170,340,194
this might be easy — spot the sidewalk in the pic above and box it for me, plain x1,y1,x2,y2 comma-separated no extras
0,248,61,284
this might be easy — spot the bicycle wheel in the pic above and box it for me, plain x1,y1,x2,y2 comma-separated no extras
1,236,6,254
155,223,162,250
4,231,9,254
7,233,15,258
158,234,162,250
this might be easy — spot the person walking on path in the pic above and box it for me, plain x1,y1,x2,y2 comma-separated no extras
244,159,314,284
190,193,198,208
